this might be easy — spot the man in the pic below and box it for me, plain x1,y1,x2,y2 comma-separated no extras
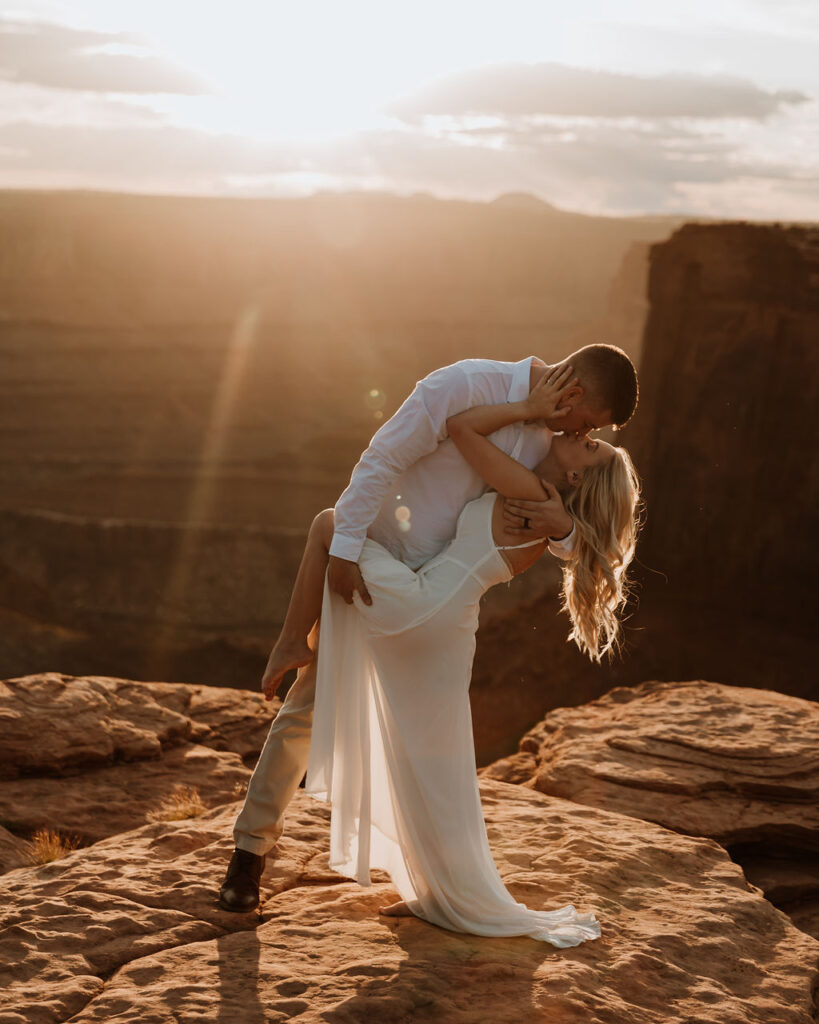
219,343,638,912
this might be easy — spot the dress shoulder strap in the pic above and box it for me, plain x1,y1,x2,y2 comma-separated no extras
483,490,546,552
496,537,548,551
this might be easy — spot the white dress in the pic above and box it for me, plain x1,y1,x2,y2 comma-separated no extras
305,491,602,948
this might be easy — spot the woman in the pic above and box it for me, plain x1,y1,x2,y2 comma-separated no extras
266,367,641,948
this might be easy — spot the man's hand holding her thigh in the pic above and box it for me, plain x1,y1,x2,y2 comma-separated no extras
327,555,373,605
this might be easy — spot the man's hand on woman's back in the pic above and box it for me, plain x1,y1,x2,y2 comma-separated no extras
328,555,373,605
502,481,573,540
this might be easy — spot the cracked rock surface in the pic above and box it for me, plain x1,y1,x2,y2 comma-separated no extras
2,674,818,1023
481,679,819,941
0,794,335,1024
1,780,818,1023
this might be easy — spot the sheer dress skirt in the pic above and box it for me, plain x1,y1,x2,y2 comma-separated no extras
305,492,601,947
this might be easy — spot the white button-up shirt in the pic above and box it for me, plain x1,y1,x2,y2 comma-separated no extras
329,356,577,571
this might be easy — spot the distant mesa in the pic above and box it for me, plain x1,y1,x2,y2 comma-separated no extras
311,188,435,204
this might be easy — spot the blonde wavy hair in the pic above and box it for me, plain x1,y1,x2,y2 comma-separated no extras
559,445,642,663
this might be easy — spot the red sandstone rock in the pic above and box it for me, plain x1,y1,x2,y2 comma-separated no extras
0,672,278,778
482,680,819,842
0,823,30,873
0,673,280,849
618,221,819,699
0,673,193,775
481,679,819,939
0,794,335,1024
0,744,251,844
2,781,817,1024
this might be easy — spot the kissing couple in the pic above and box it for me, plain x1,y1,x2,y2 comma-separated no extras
219,344,641,949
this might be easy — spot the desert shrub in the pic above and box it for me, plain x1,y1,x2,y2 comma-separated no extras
146,784,207,823
28,828,81,865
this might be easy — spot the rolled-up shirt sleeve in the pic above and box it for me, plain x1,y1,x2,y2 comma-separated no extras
547,521,576,560
329,364,473,563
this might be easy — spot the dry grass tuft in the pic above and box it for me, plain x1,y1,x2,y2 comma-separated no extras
146,784,207,823
28,827,81,865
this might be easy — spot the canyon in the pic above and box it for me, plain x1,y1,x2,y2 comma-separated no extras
1,199,817,1021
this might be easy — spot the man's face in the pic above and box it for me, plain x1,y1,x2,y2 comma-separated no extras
548,394,613,437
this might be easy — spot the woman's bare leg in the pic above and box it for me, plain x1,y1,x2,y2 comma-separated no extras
261,508,334,702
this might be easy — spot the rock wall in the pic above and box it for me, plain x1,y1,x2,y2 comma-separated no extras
0,507,305,685
478,221,819,757
565,239,651,356
618,222,819,693
0,504,566,764
0,503,563,763
0,507,305,631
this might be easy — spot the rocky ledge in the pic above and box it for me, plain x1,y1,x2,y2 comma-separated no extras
0,671,279,856
1,673,817,1023
482,679,819,940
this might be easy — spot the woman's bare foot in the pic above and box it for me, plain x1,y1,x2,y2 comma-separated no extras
261,640,314,700
378,899,414,918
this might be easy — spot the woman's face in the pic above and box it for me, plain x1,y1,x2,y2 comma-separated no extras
549,433,616,488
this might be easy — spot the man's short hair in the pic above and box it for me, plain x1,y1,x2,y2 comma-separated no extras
568,343,638,429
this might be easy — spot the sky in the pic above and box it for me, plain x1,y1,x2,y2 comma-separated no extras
0,0,817,220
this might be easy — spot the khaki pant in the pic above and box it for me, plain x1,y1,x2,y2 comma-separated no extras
232,657,317,855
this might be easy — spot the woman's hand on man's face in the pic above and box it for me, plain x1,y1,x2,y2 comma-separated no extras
525,364,578,423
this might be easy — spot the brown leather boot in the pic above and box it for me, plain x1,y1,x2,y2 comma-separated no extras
218,848,266,913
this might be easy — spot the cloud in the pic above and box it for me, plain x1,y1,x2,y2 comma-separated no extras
585,21,819,96
0,17,208,94
0,40,815,221
0,119,297,176
384,62,809,122
2,111,815,219
0,78,168,130
342,120,818,215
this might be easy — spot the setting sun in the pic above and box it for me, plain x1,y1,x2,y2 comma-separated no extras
1,0,816,216
104,0,514,143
